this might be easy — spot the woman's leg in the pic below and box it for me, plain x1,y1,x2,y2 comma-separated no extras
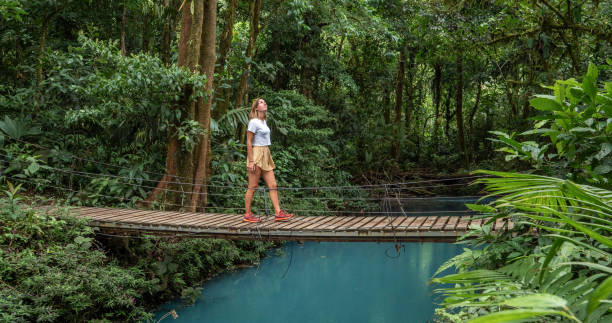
244,166,262,214
261,169,281,216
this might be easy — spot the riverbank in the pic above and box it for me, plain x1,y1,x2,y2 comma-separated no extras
0,200,273,322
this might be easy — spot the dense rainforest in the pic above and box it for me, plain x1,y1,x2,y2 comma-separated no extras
0,0,611,321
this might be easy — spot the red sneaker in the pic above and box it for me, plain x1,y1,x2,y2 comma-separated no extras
243,213,261,223
275,210,293,221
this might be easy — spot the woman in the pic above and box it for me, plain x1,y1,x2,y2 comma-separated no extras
243,98,293,223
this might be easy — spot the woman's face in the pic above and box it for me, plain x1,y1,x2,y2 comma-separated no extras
257,99,267,112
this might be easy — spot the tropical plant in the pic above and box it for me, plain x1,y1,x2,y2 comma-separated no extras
490,62,612,185
431,171,612,322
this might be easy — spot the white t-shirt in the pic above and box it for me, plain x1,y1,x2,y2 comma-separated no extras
247,118,271,146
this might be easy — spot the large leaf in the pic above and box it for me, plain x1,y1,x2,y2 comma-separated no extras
467,309,574,323
503,293,567,308
587,275,612,320
530,95,563,111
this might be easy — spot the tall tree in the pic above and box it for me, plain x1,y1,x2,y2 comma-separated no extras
392,48,405,159
212,0,238,120
455,51,468,167
234,0,262,110
145,0,205,207
189,0,217,211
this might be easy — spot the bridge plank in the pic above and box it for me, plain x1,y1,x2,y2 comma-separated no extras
287,216,329,231
443,216,459,231
469,217,483,228
407,216,428,230
394,216,418,229
87,209,158,222
77,207,132,220
61,207,506,242
325,216,363,230
420,216,439,230
298,216,338,231
258,216,304,230
344,216,376,230
317,216,355,231
182,213,234,227
455,216,472,231
431,216,450,231
363,217,391,230
218,216,262,229
98,209,172,223
204,214,246,227
121,211,192,225
274,216,318,230
382,216,413,231
308,216,346,230
368,216,391,230
356,217,385,230
178,213,230,226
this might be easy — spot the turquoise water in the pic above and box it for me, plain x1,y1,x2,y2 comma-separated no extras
155,241,463,323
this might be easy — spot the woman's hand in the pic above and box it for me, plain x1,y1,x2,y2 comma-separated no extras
247,161,255,173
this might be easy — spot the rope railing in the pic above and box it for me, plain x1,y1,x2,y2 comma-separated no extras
1,136,484,217
2,135,489,190
3,174,477,216
0,154,483,202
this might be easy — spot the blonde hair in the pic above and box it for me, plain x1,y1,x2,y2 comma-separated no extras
249,98,267,120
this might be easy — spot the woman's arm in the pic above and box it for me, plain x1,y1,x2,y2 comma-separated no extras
246,131,255,172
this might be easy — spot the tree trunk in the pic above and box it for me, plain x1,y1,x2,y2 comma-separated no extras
142,14,150,53
444,87,453,142
404,51,415,133
177,0,205,200
121,1,127,56
455,53,468,167
145,0,204,208
162,0,171,65
468,80,482,159
383,88,391,124
432,62,442,149
393,49,405,159
34,8,61,118
212,0,237,120
189,0,217,212
234,0,262,110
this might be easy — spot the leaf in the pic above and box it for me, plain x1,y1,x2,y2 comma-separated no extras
594,164,612,175
539,239,564,285
465,203,496,213
587,275,612,320
595,143,612,160
530,96,563,111
569,127,595,133
583,63,598,104
560,262,612,274
467,309,572,323
503,294,567,308
26,162,40,175
554,82,565,103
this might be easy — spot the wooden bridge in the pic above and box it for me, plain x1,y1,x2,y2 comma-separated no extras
50,207,511,242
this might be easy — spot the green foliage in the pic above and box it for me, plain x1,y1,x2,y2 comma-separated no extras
491,63,612,185
432,66,612,322
0,115,41,140
0,192,272,321
0,0,27,22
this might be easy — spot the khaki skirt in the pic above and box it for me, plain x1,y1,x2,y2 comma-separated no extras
249,146,276,171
